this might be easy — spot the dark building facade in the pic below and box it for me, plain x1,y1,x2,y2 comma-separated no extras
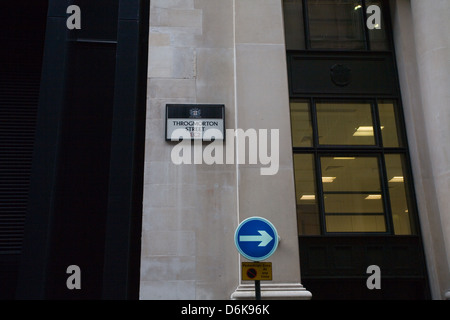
1,0,149,299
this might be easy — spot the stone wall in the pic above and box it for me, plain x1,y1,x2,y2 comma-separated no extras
140,0,310,300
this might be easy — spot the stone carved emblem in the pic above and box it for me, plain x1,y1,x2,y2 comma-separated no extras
330,64,352,87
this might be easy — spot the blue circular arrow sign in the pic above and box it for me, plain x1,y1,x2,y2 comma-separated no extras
234,217,278,261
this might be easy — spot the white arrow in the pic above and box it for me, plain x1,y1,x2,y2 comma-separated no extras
239,231,273,247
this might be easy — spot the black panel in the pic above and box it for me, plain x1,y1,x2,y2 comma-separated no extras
16,0,149,300
101,1,149,298
0,0,48,299
45,42,116,299
71,0,119,41
288,52,398,96
298,236,430,299
301,278,428,300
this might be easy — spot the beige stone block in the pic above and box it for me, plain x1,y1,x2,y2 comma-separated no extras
148,46,173,78
148,78,196,99
194,0,234,48
151,0,195,10
169,32,202,47
144,139,173,162
148,46,196,79
141,206,179,231
141,230,196,257
144,160,178,185
142,183,179,208
139,280,196,300
235,0,285,45
148,32,171,47
151,8,202,29
140,256,196,281
173,47,197,79
196,48,235,105
146,98,165,120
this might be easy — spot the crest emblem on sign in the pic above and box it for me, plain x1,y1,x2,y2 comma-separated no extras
330,64,352,87
189,107,201,118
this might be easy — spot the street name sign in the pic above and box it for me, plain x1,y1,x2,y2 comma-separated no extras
166,104,225,141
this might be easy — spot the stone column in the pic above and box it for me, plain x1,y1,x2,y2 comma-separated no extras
230,0,311,300
392,0,450,299
140,0,310,300
410,0,450,300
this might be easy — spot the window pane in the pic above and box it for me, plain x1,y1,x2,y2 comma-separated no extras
294,154,320,235
307,0,365,50
326,215,386,232
320,156,386,233
324,194,383,213
378,100,402,147
321,156,381,192
367,0,390,51
290,101,313,147
316,102,375,145
385,154,417,235
283,0,306,50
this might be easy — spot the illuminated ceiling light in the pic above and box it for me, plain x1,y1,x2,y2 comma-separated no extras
354,5,362,10
365,194,382,200
333,157,356,160
353,126,374,136
389,176,404,183
353,126,384,137
322,177,337,183
300,195,316,201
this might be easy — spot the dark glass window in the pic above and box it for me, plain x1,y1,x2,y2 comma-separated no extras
291,100,417,235
316,101,376,146
320,155,386,233
285,0,418,236
294,153,320,235
283,0,306,50
307,0,366,50
283,0,390,51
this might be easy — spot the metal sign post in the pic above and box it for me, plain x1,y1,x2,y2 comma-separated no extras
255,280,261,300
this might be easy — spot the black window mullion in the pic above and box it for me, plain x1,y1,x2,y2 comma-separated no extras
378,152,395,235
361,0,371,51
310,98,319,148
302,0,311,50
372,98,383,147
314,152,327,235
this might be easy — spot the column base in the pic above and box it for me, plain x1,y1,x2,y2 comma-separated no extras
230,283,312,300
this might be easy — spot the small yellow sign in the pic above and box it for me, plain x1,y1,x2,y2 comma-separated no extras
242,262,272,281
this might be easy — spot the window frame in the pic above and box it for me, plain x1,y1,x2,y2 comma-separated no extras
285,0,393,52
291,97,418,236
